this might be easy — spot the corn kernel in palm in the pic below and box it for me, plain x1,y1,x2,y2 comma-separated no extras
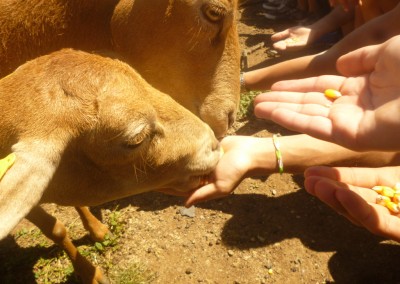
393,193,400,204
372,185,386,194
382,187,395,198
219,147,224,158
376,195,391,206
372,186,395,197
0,153,16,180
324,89,342,100
386,201,400,213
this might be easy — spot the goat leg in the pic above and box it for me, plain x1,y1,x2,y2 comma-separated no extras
26,206,110,284
75,206,111,242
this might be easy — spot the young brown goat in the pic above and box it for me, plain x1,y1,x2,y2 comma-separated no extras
0,49,221,283
0,0,241,138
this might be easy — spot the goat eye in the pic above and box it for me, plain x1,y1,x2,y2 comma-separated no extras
202,5,224,22
123,125,151,150
124,140,144,150
125,133,149,150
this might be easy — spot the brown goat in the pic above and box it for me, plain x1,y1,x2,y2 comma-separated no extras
0,0,241,138
0,49,221,283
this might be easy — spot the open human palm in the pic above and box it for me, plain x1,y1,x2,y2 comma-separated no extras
304,166,400,242
254,75,400,151
254,37,400,151
271,26,314,51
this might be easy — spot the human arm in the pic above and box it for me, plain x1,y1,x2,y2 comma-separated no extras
304,165,400,242
243,3,400,91
183,134,400,206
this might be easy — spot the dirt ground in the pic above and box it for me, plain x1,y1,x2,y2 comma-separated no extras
2,2,400,284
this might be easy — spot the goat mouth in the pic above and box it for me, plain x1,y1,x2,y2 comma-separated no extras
166,173,211,192
183,173,210,190
197,174,210,187
176,173,210,191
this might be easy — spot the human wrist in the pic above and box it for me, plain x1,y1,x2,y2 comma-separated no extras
272,134,283,174
245,137,277,175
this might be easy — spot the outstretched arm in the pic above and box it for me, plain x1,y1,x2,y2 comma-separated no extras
183,134,400,207
243,3,400,91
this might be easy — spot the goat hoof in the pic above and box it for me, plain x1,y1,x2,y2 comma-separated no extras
78,266,110,284
95,273,111,284
89,223,114,243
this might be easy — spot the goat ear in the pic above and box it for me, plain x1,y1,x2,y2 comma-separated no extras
0,140,64,240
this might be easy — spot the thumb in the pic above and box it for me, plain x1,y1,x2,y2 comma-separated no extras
337,44,380,76
271,29,290,42
184,183,227,207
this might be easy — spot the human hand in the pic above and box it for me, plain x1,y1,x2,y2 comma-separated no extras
304,166,400,242
271,26,313,51
329,0,359,11
184,136,263,207
253,36,400,151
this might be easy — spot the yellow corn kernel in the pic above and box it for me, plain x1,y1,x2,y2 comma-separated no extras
386,201,400,214
393,193,400,204
372,186,395,197
376,195,391,206
0,153,16,180
372,186,383,194
324,89,342,100
394,182,400,192
382,187,395,198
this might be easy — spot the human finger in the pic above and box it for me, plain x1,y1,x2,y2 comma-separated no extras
305,175,378,226
305,166,400,189
304,176,349,215
254,99,333,140
271,29,290,42
270,75,346,93
254,91,330,106
184,183,231,207
272,40,288,51
254,100,330,120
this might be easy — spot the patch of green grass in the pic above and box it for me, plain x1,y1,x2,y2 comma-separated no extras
33,253,75,284
237,90,260,120
107,207,125,237
110,261,157,284
15,227,50,247
94,206,125,253
7,207,154,284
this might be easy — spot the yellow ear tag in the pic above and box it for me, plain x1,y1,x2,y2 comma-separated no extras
0,153,16,180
